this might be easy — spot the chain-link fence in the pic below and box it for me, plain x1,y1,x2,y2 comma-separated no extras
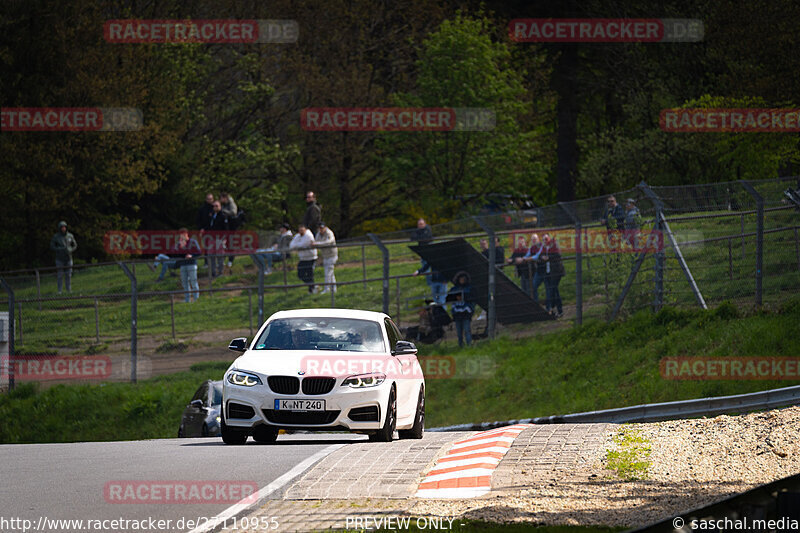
1,177,799,389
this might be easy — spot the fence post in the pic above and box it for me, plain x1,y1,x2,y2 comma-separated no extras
362,244,367,289
94,297,100,343
558,202,582,324
473,217,496,339
740,181,764,306
395,277,401,323
170,294,176,341
250,254,266,326
0,277,14,390
118,263,137,384
17,302,22,345
35,269,41,311
367,233,390,315
248,289,253,337
794,228,800,271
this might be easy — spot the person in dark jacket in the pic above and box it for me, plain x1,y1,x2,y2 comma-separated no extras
220,192,239,267
50,221,78,293
448,271,475,347
602,195,625,253
541,233,565,317
414,259,448,304
172,228,202,302
412,218,433,244
206,200,230,278
302,191,322,235
480,237,505,264
507,235,532,295
522,234,546,303
196,193,214,268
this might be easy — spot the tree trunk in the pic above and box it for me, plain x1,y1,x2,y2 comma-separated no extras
553,44,579,202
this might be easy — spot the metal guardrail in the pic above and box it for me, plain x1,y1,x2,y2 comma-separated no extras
429,383,800,431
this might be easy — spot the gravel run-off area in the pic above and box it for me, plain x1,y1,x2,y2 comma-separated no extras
410,406,800,528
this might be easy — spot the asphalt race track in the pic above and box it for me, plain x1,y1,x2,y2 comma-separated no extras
0,435,366,531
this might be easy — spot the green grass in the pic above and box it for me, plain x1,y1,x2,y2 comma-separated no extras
604,428,651,480
422,298,800,427
2,299,800,444
0,361,230,443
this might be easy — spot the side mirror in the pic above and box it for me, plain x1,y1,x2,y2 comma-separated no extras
392,340,418,356
189,399,204,408
228,337,248,352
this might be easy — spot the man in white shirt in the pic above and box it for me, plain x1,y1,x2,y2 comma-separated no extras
290,223,318,293
314,222,338,293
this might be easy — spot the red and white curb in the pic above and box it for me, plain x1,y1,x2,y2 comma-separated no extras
415,424,532,498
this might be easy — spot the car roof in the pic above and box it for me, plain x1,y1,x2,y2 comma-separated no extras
266,308,390,322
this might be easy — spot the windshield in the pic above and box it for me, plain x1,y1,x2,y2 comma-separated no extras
253,317,385,352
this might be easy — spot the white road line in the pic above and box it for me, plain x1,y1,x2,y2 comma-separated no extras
449,436,516,449
421,468,496,483
441,445,511,459
187,443,344,533
427,457,501,469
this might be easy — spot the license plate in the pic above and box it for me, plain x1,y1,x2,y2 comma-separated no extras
274,399,325,411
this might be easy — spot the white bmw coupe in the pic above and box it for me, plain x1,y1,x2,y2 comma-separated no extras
221,309,425,444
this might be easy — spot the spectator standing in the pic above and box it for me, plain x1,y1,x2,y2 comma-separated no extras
413,218,433,244
448,271,475,347
315,222,338,293
220,192,238,268
624,198,642,251
523,234,546,303
303,191,322,235
290,223,317,293
173,228,201,303
479,237,505,264
196,193,215,268
541,234,565,317
507,235,532,295
50,221,78,293
206,201,230,277
414,260,448,305
602,195,625,231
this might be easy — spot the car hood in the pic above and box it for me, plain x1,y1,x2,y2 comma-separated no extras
231,350,391,378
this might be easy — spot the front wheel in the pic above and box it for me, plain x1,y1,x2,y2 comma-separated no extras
252,425,279,443
399,386,424,440
221,413,248,445
369,386,396,442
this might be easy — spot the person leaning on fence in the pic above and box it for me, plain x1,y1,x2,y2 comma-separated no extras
507,236,532,295
290,223,317,293
414,259,448,305
314,222,338,294
603,195,626,252
523,234,546,303
448,270,475,347
50,221,78,293
173,228,202,303
623,198,642,251
541,233,565,318
255,223,293,274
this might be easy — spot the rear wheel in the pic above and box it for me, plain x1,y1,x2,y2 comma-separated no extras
221,412,248,445
399,386,424,440
177,424,185,438
252,425,279,443
370,386,396,442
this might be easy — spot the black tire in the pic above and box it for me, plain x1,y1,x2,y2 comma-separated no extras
370,386,396,442
399,386,425,440
220,412,248,445
178,424,185,438
252,425,279,443
201,423,209,437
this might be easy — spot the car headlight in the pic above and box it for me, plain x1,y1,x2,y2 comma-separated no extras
215,416,221,423
226,370,262,387
341,373,386,388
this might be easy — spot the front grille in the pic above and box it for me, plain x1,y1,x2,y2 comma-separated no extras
228,402,255,419
262,409,340,425
268,376,300,394
302,377,336,395
348,405,379,422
